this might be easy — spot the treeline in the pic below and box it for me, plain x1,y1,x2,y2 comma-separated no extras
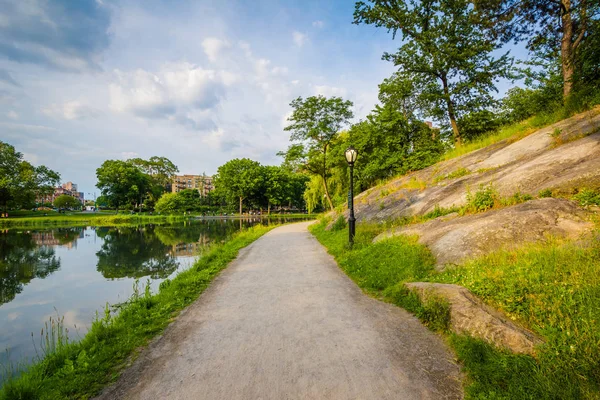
277,0,600,212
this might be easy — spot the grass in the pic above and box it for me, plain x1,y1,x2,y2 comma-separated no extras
442,112,565,161
0,224,276,399
310,217,600,399
433,167,471,183
0,213,194,229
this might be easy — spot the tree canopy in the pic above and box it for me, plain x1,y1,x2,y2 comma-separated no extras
214,158,264,214
0,141,60,210
53,195,80,209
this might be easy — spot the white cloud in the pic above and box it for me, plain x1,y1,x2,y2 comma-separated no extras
7,110,18,119
312,20,324,28
120,151,139,159
201,37,230,63
109,62,238,129
313,84,348,98
292,31,307,47
42,101,100,120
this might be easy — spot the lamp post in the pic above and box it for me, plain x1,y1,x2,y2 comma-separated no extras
345,146,358,246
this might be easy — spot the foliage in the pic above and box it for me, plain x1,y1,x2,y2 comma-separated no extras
354,0,514,145
573,188,600,206
0,225,276,400
214,158,264,214
282,95,354,210
129,156,179,204
462,184,499,214
52,195,80,210
0,141,60,211
330,215,347,231
96,160,151,211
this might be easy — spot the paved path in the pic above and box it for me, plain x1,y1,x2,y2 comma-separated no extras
97,222,462,400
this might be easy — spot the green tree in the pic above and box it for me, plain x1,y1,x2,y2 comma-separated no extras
214,158,264,214
476,0,599,100
53,194,80,209
96,160,151,212
129,156,179,202
283,95,354,211
354,0,514,145
0,141,60,211
154,193,182,214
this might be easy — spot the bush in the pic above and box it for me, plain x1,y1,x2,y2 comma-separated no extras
330,215,347,231
574,188,600,206
462,184,499,214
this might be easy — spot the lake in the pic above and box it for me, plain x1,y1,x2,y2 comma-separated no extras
0,217,306,372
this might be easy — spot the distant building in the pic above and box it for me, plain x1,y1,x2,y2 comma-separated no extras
172,175,214,196
37,182,84,205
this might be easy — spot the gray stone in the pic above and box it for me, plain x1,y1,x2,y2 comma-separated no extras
405,282,544,355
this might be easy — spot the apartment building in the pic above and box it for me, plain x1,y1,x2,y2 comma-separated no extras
171,175,214,196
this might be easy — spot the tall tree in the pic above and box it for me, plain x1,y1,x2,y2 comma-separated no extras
214,158,263,215
283,95,354,211
129,156,179,203
354,0,514,145
96,160,151,212
476,0,599,100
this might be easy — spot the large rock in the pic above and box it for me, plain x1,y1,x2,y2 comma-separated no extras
346,107,600,223
374,198,593,269
405,282,543,355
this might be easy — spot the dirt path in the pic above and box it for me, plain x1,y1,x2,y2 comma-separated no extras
96,222,462,400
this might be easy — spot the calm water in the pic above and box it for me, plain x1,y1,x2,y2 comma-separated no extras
0,218,304,371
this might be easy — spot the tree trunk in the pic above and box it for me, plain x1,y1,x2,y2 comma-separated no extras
239,197,243,215
268,202,271,215
322,145,334,211
441,74,462,146
561,0,575,100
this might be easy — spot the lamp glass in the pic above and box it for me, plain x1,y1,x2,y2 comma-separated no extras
345,147,357,164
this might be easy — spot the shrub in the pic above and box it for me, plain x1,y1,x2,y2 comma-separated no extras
574,188,600,206
462,184,499,214
330,215,347,231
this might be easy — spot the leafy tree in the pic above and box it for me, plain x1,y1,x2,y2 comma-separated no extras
154,193,182,214
53,194,80,209
129,156,179,202
354,0,514,145
283,95,354,210
476,0,600,100
96,160,151,212
214,158,264,214
0,141,60,210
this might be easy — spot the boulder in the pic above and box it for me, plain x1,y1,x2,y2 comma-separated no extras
374,198,593,269
405,282,543,355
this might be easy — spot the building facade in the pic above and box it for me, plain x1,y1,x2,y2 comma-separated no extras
37,182,84,205
171,175,214,196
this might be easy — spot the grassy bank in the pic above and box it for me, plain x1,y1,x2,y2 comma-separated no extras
310,218,600,399
0,224,276,400
0,213,196,229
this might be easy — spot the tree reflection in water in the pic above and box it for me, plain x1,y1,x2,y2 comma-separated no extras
0,230,70,306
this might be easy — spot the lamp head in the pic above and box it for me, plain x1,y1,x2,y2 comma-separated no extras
345,146,358,165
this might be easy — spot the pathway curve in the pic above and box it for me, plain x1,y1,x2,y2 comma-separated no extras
97,222,462,400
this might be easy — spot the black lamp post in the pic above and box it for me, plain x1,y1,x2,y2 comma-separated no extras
345,146,358,246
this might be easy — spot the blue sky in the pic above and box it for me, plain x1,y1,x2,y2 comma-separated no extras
0,0,522,196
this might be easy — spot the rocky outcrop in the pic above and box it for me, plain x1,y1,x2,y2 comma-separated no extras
348,108,600,223
374,198,593,269
405,282,544,355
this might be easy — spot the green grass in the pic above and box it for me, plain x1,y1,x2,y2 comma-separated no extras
0,224,276,399
0,214,194,229
310,218,600,399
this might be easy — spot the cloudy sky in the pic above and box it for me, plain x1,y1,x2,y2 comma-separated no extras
0,0,520,197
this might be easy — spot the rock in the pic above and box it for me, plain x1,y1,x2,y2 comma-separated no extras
405,282,544,355
346,107,600,223
374,198,593,269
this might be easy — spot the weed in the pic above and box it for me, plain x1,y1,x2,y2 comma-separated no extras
379,202,385,211
433,167,471,183
461,184,499,214
538,188,553,198
501,191,533,207
574,188,600,207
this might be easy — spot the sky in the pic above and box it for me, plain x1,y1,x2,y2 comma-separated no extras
0,0,523,198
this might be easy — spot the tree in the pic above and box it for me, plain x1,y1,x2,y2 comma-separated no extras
53,194,80,209
354,0,514,145
476,0,600,100
96,160,151,212
0,141,60,211
129,156,179,201
214,159,264,214
283,95,354,211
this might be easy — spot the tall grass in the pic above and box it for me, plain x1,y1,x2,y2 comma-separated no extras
0,224,276,399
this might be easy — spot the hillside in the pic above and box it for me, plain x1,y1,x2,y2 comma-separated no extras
313,108,600,398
